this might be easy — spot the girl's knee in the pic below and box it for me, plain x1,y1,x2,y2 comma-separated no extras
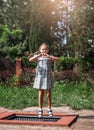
46,90,51,98
39,90,44,97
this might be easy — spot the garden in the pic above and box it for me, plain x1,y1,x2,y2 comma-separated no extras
0,0,94,111
0,56,94,110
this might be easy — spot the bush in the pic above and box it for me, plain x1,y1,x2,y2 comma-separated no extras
53,70,81,83
0,25,26,59
0,81,93,109
21,56,36,68
56,56,79,71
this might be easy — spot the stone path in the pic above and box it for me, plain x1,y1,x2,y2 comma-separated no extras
0,107,94,130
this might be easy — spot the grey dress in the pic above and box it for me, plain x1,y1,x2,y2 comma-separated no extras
33,57,53,90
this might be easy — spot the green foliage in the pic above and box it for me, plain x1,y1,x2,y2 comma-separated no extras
53,71,81,83
21,56,36,68
7,76,32,87
52,81,94,110
67,0,94,58
0,25,26,58
0,0,31,31
0,81,94,110
29,0,56,52
56,56,79,71
0,82,38,109
0,0,94,61
0,25,9,43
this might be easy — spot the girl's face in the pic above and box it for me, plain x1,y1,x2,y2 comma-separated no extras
39,45,49,54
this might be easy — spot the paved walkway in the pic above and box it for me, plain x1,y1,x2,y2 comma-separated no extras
0,107,94,130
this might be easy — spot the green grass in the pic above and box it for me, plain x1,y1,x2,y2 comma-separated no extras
52,81,94,110
0,81,94,110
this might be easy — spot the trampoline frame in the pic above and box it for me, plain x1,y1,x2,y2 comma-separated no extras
0,112,78,127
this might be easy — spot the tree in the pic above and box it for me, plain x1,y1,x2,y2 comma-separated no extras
67,0,94,58
0,0,6,24
29,0,56,53
0,25,26,58
52,0,94,58
0,0,32,57
0,0,31,30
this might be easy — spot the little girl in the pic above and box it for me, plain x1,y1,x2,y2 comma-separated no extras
29,43,58,117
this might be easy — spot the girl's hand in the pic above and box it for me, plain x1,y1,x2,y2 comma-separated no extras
41,53,48,56
42,53,51,58
37,53,42,57
29,53,42,62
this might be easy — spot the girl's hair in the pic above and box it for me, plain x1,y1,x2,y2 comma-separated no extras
39,43,49,51
33,43,49,55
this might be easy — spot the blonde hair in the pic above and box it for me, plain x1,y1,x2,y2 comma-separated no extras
33,43,49,55
39,43,49,51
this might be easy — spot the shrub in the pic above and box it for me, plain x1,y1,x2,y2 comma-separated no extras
56,56,79,71
21,56,36,68
53,70,81,83
0,25,26,59
6,75,33,87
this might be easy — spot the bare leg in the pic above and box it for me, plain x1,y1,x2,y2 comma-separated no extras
46,89,51,109
46,89,53,117
38,89,44,109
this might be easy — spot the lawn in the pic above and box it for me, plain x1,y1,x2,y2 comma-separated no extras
0,81,94,110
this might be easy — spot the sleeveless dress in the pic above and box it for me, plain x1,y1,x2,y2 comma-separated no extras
33,57,53,90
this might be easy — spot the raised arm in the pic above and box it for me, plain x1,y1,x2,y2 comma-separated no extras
29,53,41,62
48,55,59,61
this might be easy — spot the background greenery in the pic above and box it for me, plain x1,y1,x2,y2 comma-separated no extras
0,81,94,110
0,0,94,59
0,0,94,74
0,0,94,110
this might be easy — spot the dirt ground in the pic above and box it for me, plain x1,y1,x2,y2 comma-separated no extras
0,106,94,130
